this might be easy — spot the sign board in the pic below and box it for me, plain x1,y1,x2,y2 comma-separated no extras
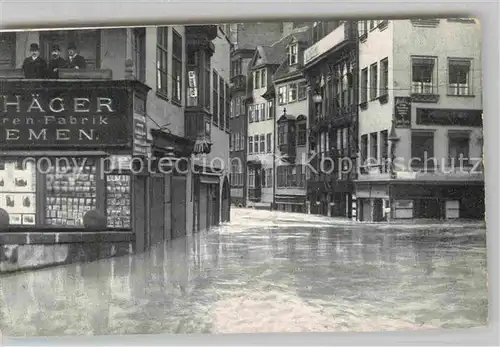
133,114,149,156
394,97,411,128
304,23,346,65
0,88,131,148
416,108,483,126
188,70,198,98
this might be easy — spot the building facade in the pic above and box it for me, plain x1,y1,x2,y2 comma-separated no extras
227,23,286,207
303,20,359,218
0,25,230,270
272,26,312,213
355,18,484,221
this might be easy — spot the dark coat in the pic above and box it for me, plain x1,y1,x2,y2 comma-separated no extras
67,54,86,69
48,57,68,79
22,56,47,79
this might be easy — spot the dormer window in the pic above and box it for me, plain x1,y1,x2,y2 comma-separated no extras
253,68,266,90
289,44,298,65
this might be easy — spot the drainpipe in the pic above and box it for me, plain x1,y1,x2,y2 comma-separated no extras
387,119,400,222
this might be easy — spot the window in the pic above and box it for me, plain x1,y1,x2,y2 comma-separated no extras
172,30,183,104
239,96,245,115
212,71,219,125
288,83,298,102
411,56,437,94
254,70,261,89
225,83,230,128
260,134,265,153
133,28,146,83
254,104,260,122
380,130,389,172
219,77,225,128
229,133,234,151
231,59,242,77
369,20,376,30
156,27,168,96
448,59,472,96
278,86,287,105
297,121,307,146
360,134,368,163
235,97,241,117
289,44,298,65
249,105,254,122
298,81,307,100
370,132,378,163
248,170,255,188
204,53,211,110
268,101,274,120
278,123,287,146
370,62,378,100
260,104,266,121
380,58,389,96
240,133,245,150
358,21,368,38
266,169,273,188
234,133,240,151
411,131,435,169
360,68,368,104
448,131,470,166
261,168,267,188
254,137,259,153
266,133,272,153
261,69,267,88
248,136,253,154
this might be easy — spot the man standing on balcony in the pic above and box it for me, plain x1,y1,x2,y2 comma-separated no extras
22,43,47,79
67,43,86,69
48,44,67,79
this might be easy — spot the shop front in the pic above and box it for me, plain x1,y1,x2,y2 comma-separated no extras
192,166,221,233
0,79,168,272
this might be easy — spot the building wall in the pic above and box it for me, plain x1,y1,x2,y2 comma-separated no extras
274,77,309,197
358,22,394,142
392,19,483,168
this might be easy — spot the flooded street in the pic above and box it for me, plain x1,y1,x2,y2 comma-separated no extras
0,208,488,336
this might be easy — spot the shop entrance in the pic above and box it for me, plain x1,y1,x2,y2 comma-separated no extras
414,198,442,219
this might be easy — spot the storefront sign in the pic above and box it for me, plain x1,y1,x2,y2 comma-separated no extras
133,114,149,156
416,108,483,126
0,89,130,148
188,71,198,98
394,97,411,128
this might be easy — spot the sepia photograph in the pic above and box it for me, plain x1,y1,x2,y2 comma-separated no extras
0,17,489,338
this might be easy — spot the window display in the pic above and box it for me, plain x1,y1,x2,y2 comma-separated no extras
45,158,97,226
106,174,131,228
0,159,37,225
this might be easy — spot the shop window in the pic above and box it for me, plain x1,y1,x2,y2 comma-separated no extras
172,29,183,104
0,159,37,226
105,174,131,228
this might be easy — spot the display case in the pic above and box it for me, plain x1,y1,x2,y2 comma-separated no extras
105,174,131,228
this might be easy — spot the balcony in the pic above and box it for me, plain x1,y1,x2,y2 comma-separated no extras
230,74,246,93
277,113,297,163
248,187,262,202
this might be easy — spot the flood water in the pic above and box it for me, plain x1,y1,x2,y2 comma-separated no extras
0,208,488,336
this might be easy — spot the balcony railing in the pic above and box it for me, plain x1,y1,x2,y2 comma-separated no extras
0,68,113,80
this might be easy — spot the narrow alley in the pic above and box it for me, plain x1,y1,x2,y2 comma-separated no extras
0,208,487,336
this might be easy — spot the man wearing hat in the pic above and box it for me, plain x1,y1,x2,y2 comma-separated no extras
22,43,47,79
48,44,68,79
67,43,86,70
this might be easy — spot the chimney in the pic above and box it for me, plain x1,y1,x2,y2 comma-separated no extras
281,22,294,38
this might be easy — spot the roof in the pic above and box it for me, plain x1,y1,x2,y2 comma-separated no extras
249,25,312,70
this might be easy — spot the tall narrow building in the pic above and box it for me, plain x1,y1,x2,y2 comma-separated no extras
227,23,294,207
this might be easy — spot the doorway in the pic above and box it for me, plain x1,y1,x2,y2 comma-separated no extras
414,198,441,219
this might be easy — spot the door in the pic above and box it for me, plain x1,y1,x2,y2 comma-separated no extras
149,175,165,245
199,183,208,232
171,176,187,239
373,198,384,222
133,175,147,252
415,198,441,219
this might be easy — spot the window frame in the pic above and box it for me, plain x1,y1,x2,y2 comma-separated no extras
171,29,183,104
360,67,368,104
411,56,438,95
212,70,219,125
156,26,169,97
448,58,473,96
379,58,389,97
289,44,298,65
288,83,298,103
369,62,378,101
278,86,287,105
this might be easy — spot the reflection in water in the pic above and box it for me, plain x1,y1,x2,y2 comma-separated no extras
0,208,488,336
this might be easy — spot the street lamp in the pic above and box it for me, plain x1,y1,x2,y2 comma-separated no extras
388,119,400,179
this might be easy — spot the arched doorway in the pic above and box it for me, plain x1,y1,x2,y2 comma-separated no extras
221,176,231,223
